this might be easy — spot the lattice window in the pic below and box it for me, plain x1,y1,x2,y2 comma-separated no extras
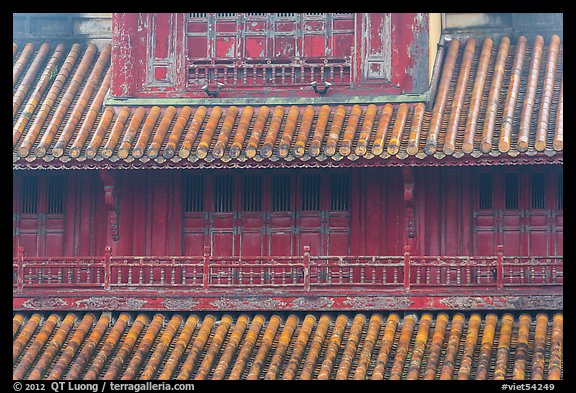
301,174,320,211
557,173,563,210
272,175,291,212
214,175,234,213
21,176,38,214
47,175,65,214
505,174,519,210
478,173,493,210
330,174,350,211
243,175,262,212
183,175,204,213
531,174,546,210
185,13,354,88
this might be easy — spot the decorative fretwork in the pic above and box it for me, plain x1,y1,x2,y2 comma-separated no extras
301,174,320,211
13,245,563,293
272,175,291,212
531,173,546,209
330,173,350,211
479,173,493,210
20,176,38,214
185,13,354,88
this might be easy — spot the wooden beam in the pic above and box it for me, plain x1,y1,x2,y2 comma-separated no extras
403,167,416,244
99,169,120,243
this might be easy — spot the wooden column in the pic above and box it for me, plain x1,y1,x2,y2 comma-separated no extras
99,169,120,253
403,167,417,251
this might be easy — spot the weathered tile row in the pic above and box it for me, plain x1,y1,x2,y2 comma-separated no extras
13,35,562,166
16,312,559,380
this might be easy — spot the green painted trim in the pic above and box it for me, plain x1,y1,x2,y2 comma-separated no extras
104,90,431,107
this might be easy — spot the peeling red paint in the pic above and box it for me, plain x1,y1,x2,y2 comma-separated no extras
111,13,430,99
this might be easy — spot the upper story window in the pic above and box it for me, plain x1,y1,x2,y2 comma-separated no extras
110,13,432,99
18,174,65,215
185,13,354,89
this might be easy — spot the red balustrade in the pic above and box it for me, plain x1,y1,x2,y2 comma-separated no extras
12,245,563,293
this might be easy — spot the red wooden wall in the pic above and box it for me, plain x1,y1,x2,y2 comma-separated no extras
111,13,430,98
13,166,563,258
13,171,107,257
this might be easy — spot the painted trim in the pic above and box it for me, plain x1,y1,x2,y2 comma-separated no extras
104,91,431,107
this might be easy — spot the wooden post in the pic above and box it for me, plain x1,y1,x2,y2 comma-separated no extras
203,245,211,290
303,245,311,292
104,246,111,290
496,244,504,290
404,245,411,291
17,247,24,292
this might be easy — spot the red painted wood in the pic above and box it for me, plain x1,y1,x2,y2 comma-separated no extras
13,292,564,311
13,176,20,255
461,167,472,256
111,13,428,98
384,168,401,255
13,167,563,262
423,168,441,256
269,173,296,256
351,168,363,255
111,13,146,97
12,251,563,311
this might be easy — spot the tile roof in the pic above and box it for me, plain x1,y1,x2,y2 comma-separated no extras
12,35,563,167
13,312,562,380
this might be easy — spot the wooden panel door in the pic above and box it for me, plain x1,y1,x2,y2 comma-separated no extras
527,173,549,256
148,177,172,256
239,175,265,256
472,172,498,256
182,174,207,256
210,174,237,256
327,173,351,255
553,173,563,255
501,173,523,255
13,174,66,257
297,174,324,256
268,174,295,256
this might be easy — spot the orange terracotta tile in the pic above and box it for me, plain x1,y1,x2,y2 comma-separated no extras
426,39,460,155
12,35,562,165
354,104,377,156
13,43,50,118
245,106,270,159
278,106,300,158
147,106,177,159
13,44,65,147
163,106,192,159
16,44,82,156
463,38,493,154
553,79,563,151
36,44,98,158
406,313,433,380
213,106,239,159
536,35,561,151
13,43,34,87
444,38,476,155
179,106,207,159
293,105,315,157
481,37,510,153
261,106,285,158
229,106,254,158
229,315,265,380
46,313,97,380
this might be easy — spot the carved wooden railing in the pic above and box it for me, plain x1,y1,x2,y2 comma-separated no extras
13,245,563,293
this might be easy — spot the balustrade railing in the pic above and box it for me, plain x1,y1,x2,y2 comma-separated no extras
502,256,563,286
408,256,498,288
12,245,563,293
